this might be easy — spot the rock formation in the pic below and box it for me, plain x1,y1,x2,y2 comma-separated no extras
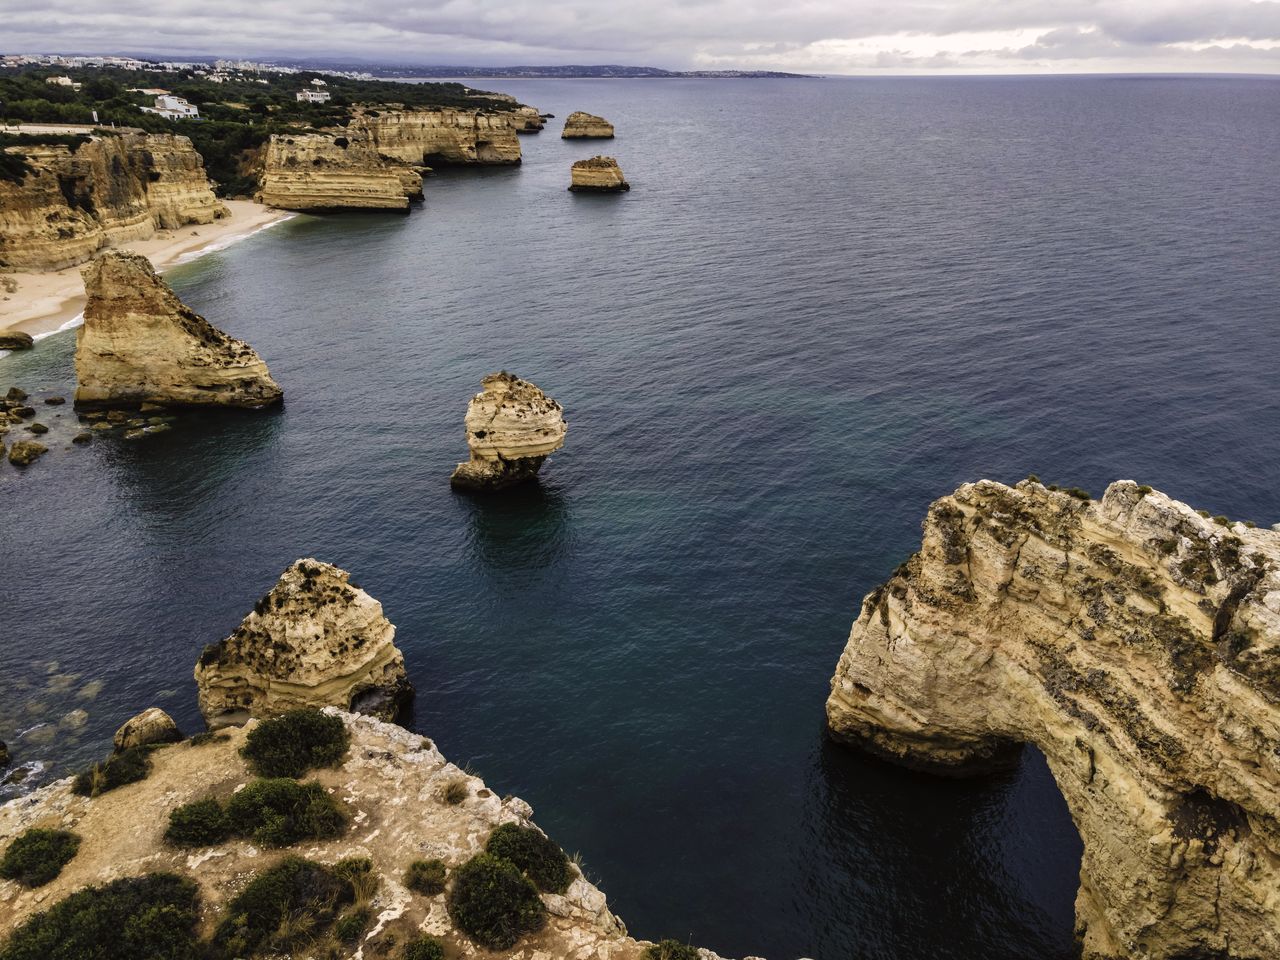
0,331,33,350
6,439,46,466
75,251,282,409
257,134,423,212
569,156,631,193
450,372,568,491
562,111,615,138
826,479,1280,960
512,105,546,132
194,559,413,726
351,108,522,165
112,708,181,752
0,133,227,272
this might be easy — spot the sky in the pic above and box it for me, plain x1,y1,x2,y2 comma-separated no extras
2,0,1280,74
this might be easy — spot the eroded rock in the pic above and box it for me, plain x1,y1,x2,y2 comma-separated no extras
826,479,1280,960
7,439,47,466
569,156,631,193
0,331,33,350
562,111,615,138
113,707,181,752
450,372,567,492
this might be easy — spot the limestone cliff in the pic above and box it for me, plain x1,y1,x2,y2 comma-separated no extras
0,133,227,272
450,372,568,492
569,157,630,193
257,134,423,212
512,105,546,133
350,108,522,165
562,111,615,138
75,251,282,409
195,559,412,725
826,479,1280,960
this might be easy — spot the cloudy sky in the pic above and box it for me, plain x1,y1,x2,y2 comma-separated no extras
3,0,1280,74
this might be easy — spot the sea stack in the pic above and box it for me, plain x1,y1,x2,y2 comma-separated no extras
562,111,615,138
0,331,34,350
569,157,630,193
75,251,282,409
194,559,413,726
450,372,567,492
825,479,1280,960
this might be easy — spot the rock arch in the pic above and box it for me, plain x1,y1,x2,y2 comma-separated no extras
826,480,1280,959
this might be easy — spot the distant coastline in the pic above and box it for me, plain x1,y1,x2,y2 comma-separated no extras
367,65,812,80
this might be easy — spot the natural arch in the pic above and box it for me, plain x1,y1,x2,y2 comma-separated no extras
826,479,1280,960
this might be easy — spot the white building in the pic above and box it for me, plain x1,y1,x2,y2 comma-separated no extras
140,94,200,120
296,89,331,103
310,78,327,87
46,75,81,90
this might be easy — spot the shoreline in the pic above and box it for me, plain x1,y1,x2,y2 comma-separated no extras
0,200,295,344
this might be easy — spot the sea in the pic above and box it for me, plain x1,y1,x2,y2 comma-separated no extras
2,75,1279,959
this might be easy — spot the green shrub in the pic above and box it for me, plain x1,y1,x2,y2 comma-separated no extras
333,906,372,942
241,709,349,778
164,797,232,848
224,778,347,847
402,937,446,960
188,732,229,747
484,822,573,893
333,856,373,884
71,745,152,797
1136,485,1153,496
446,852,546,949
404,858,447,895
644,941,701,960
1065,487,1092,502
1025,474,1040,484
0,873,199,960
1214,515,1230,527
0,829,81,888
442,778,469,804
209,856,353,959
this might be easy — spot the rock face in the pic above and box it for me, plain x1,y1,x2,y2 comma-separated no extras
826,479,1280,960
352,108,523,165
0,331,34,350
195,559,413,726
450,372,568,492
512,105,546,132
112,708,181,752
0,133,227,272
75,251,282,409
562,111,615,138
257,134,424,212
569,156,630,193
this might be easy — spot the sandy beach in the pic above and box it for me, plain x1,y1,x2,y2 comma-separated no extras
0,200,294,341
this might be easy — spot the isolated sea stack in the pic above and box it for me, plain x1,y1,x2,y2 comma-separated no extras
450,372,567,492
569,157,630,193
826,479,1280,960
562,111,615,138
75,251,282,409
195,559,413,726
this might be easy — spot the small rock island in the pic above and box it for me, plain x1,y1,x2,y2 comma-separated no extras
450,372,568,491
75,251,282,409
562,110,615,138
569,157,631,193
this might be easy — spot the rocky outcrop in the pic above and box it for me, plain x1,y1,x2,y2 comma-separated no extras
112,708,181,752
6,439,46,466
450,372,568,492
569,156,630,193
512,105,546,133
0,133,227,272
562,111,615,138
351,108,522,165
75,251,282,409
826,479,1280,960
194,559,413,726
257,134,423,212
0,331,33,350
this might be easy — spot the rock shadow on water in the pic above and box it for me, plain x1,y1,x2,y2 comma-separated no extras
460,481,574,572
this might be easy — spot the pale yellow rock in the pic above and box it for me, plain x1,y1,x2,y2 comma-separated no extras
562,111,615,138
112,707,181,751
450,372,567,491
194,559,413,725
0,133,227,272
512,105,546,132
352,107,523,164
257,134,422,212
826,479,1280,960
75,251,282,409
569,156,630,193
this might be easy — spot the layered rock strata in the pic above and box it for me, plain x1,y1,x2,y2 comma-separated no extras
562,111,615,138
0,331,33,350
0,133,227,272
112,708,181,751
351,108,522,165
194,559,413,725
570,156,631,193
450,372,568,491
75,252,282,409
826,479,1280,960
257,134,423,212
512,105,546,132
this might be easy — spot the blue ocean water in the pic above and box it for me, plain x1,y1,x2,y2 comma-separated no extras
3,76,1279,958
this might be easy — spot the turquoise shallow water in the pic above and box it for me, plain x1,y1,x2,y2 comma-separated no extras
3,76,1280,958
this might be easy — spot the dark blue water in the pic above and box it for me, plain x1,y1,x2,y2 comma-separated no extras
4,76,1280,959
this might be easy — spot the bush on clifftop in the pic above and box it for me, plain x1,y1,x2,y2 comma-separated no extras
209,856,353,959
241,709,350,778
404,858,448,895
71,745,153,797
484,821,573,893
402,936,446,960
446,852,547,949
644,941,702,960
0,828,81,888
0,873,200,960
164,779,345,849
163,797,233,848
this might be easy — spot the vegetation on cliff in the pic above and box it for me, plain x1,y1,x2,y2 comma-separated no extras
240,708,351,778
0,829,81,888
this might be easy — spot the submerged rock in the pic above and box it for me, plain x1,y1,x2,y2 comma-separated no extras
7,439,47,466
562,111,615,138
75,251,283,409
0,330,34,350
450,372,568,492
569,156,630,193
0,740,8,768
113,707,181,751
194,559,413,726
826,479,1280,960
